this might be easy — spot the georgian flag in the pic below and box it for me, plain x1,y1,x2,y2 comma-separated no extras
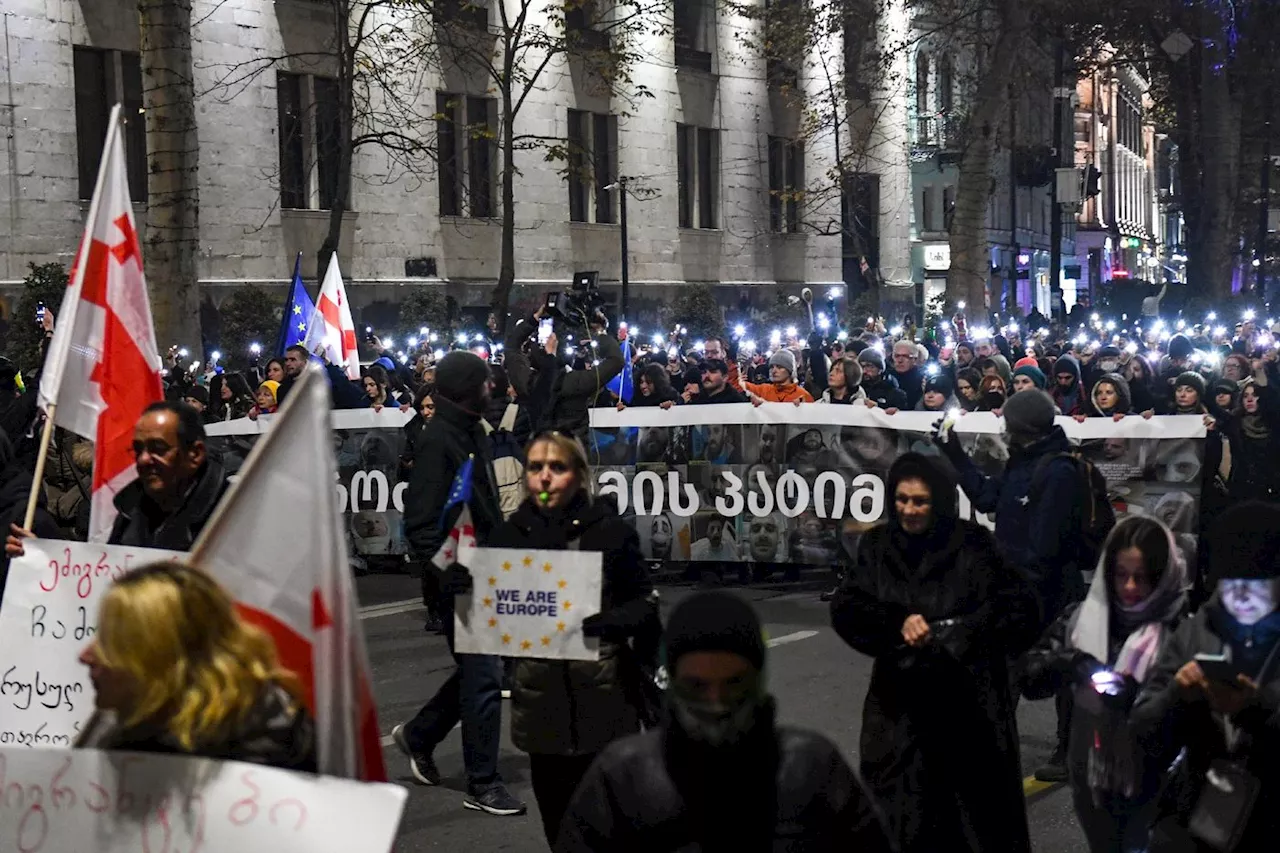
304,254,360,380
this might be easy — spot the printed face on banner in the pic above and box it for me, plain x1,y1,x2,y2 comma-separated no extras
0,539,182,747
453,547,604,661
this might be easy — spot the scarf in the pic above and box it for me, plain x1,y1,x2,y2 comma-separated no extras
1241,412,1271,441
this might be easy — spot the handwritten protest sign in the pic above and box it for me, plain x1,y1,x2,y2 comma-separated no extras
0,540,181,747
0,746,407,852
454,547,602,661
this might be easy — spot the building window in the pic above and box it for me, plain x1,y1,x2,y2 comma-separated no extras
673,0,713,72
942,185,955,230
677,123,718,229
436,93,497,218
276,72,345,211
767,136,804,233
565,0,610,51
920,186,936,232
567,109,617,223
435,0,489,30
73,46,147,202
914,51,931,144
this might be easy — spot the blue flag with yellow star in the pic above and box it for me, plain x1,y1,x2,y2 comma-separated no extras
277,253,316,355
439,457,475,530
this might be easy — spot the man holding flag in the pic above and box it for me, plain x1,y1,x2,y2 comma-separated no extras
396,350,526,816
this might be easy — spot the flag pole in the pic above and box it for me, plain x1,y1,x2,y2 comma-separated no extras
22,405,56,531
22,104,124,531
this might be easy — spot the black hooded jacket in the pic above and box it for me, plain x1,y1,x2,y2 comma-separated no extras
108,457,229,550
830,453,1039,853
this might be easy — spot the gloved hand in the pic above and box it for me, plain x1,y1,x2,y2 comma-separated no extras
443,563,473,595
581,610,632,641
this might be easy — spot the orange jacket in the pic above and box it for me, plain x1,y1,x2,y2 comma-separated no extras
743,381,814,403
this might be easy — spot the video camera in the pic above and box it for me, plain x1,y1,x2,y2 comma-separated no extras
544,271,607,334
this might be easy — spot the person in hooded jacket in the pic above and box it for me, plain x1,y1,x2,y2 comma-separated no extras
0,430,61,598
1021,517,1188,852
858,348,908,410
1086,346,1126,394
1131,502,1280,853
558,590,895,853
830,453,1040,853
1159,334,1196,391
1162,372,1209,416
1206,368,1280,503
1075,373,1151,421
488,431,655,848
1052,355,1087,416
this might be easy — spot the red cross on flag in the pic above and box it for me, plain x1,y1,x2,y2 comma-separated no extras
304,254,360,380
38,104,164,543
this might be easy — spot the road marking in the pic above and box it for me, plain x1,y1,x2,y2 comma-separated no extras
359,598,424,620
1023,776,1060,797
767,630,818,647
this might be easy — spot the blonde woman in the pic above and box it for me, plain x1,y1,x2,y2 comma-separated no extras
75,563,316,771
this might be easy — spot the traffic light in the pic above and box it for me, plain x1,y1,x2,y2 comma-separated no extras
1083,165,1101,199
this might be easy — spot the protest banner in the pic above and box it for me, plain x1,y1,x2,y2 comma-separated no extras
453,547,603,661
0,746,406,852
0,540,181,748
206,406,1208,566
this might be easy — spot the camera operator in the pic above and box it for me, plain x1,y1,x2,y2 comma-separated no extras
506,302,624,444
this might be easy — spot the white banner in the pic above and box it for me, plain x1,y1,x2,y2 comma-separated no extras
453,547,602,661
0,540,182,748
0,746,406,852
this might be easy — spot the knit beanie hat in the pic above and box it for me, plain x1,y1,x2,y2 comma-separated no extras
258,380,280,405
1168,334,1194,361
923,372,954,398
1174,371,1206,400
184,385,210,405
664,591,766,672
1208,502,1280,583
1013,364,1047,390
1001,388,1056,437
858,348,885,372
374,356,396,372
434,351,490,403
1013,356,1040,371
768,349,797,378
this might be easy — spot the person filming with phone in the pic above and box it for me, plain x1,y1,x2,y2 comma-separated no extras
1131,502,1280,852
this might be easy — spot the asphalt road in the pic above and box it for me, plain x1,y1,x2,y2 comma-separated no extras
356,572,1090,852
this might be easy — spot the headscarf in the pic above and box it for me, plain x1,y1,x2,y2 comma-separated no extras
1070,516,1186,683
1238,378,1271,441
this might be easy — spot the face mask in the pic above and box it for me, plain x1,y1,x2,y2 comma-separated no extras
669,689,763,748
1099,359,1119,373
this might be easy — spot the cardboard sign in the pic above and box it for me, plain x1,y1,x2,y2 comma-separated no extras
0,746,406,852
453,547,602,661
0,540,182,747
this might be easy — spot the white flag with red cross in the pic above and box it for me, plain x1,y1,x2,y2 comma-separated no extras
189,364,387,781
304,254,360,380
38,103,164,543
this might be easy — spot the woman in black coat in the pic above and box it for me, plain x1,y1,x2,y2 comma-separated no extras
619,363,679,408
830,452,1040,853
487,431,656,849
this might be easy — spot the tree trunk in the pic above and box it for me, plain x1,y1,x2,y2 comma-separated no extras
320,0,356,277
491,89,517,336
140,0,201,350
947,2,1028,316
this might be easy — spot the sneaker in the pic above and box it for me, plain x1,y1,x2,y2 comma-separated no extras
390,723,441,786
464,784,527,816
423,613,444,633
1033,746,1068,783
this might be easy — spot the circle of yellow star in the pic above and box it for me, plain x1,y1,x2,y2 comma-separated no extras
502,561,512,572
541,636,551,647
520,639,532,651
522,555,533,567
557,579,567,589
563,600,573,611
542,562,553,573
482,596,493,609
556,621,566,632
488,576,497,586
488,617,497,628
501,633,512,645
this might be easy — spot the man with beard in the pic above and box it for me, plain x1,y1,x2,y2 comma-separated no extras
637,427,670,463
745,513,785,563
858,349,908,410
690,515,736,561
697,423,738,464
688,358,746,405
556,591,894,852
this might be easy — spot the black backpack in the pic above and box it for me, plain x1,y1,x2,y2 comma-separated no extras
1032,451,1116,568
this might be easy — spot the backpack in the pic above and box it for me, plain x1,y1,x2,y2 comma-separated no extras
1032,450,1116,568
487,403,527,519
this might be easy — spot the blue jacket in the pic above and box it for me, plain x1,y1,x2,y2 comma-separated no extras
944,426,1085,622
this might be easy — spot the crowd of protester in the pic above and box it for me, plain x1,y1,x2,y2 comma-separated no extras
1,293,1279,852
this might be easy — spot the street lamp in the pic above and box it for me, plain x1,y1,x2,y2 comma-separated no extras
603,177,630,322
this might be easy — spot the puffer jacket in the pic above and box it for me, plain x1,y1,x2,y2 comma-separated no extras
1089,373,1134,417
75,680,317,772
487,492,654,756
1131,600,1280,852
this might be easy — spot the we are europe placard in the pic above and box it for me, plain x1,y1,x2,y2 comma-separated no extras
454,548,602,661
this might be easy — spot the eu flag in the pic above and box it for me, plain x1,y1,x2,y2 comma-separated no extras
606,339,634,403
439,456,475,530
277,253,317,355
